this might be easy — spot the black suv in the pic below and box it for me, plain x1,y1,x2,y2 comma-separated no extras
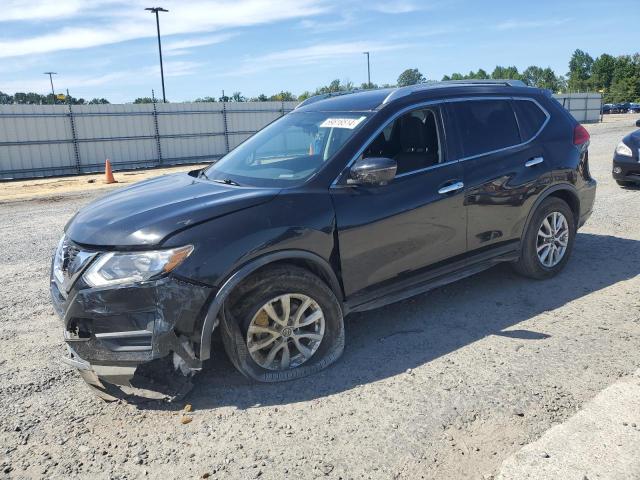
51,80,596,398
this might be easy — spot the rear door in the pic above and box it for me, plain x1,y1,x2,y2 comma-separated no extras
447,98,549,253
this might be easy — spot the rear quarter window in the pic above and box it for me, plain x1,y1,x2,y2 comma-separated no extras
512,99,548,141
449,100,520,158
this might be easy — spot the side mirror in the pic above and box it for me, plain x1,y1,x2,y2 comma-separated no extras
348,157,397,186
636,119,640,128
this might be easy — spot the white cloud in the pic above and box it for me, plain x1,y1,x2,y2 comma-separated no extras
2,0,101,22
163,33,236,57
219,40,412,76
0,0,328,58
495,18,571,30
369,1,432,14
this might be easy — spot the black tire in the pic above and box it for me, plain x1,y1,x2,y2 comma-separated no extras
220,265,344,382
616,180,633,187
512,197,576,280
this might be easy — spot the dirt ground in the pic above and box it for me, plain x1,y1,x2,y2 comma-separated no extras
0,114,639,480
0,163,209,204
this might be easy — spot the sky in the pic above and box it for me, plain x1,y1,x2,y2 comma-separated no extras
1,0,638,103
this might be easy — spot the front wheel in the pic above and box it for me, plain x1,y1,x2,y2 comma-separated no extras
512,197,576,279
220,265,344,382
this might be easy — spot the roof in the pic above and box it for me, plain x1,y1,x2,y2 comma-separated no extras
295,80,537,112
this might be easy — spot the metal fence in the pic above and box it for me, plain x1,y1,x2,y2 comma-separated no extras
0,101,297,180
553,93,602,123
0,93,602,180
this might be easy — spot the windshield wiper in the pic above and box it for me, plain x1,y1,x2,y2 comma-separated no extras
212,178,241,186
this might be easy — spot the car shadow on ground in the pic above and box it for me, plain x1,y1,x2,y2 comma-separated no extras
144,232,640,411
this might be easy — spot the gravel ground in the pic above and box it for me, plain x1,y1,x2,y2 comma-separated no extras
1,114,639,480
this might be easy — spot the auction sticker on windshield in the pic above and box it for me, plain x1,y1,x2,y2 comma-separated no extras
320,116,366,129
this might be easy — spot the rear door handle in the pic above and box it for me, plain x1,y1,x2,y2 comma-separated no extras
525,156,544,167
438,181,464,195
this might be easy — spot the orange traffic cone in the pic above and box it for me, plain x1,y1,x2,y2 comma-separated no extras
104,158,117,184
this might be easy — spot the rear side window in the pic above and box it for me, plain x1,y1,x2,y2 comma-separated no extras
449,100,520,158
512,99,547,141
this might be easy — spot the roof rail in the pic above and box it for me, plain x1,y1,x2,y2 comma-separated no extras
295,90,359,109
382,79,529,105
437,79,527,87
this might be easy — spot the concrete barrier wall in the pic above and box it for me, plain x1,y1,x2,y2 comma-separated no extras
0,101,297,180
552,93,602,123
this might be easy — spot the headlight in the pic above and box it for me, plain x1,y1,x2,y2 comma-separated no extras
615,141,633,157
83,245,193,287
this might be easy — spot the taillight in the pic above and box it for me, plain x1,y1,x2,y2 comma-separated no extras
573,124,590,145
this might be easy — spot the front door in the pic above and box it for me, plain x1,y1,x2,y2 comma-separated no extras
330,105,467,301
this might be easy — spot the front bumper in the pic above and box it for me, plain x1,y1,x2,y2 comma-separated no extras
613,155,640,183
51,271,213,397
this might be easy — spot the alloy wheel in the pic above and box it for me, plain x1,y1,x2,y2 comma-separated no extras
536,211,569,268
246,294,325,370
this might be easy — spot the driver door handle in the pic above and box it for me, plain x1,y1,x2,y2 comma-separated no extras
525,156,544,167
438,181,464,195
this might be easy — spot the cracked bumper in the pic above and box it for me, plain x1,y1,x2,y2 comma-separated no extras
51,274,213,395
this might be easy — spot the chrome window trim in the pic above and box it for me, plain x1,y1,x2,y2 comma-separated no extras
331,96,550,187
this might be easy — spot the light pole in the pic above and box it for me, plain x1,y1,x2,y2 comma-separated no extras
145,7,169,103
363,52,371,88
43,72,57,104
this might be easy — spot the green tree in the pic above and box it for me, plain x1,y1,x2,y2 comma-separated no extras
591,54,616,92
521,66,560,91
522,66,544,87
194,96,217,102
397,68,425,87
269,91,296,101
0,91,11,104
491,65,521,80
231,91,246,102
567,49,594,91
88,98,110,104
133,97,155,104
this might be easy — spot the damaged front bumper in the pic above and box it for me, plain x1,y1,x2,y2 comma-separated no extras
51,269,213,400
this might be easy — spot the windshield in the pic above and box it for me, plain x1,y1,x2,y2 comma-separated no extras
202,111,370,187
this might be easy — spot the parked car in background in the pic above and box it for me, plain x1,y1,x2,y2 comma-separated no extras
613,119,640,187
602,104,613,114
51,80,597,399
628,103,640,114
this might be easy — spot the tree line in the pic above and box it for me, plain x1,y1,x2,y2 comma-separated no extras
1,49,638,106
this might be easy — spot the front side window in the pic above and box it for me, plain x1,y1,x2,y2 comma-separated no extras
203,111,370,187
362,107,443,175
448,100,520,158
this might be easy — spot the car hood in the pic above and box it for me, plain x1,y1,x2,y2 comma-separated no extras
624,130,640,146
65,172,280,247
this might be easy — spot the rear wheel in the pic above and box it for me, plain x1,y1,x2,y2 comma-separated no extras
512,197,575,279
220,265,344,382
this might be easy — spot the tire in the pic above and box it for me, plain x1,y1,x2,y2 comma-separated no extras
220,265,344,382
512,197,576,280
616,180,633,187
